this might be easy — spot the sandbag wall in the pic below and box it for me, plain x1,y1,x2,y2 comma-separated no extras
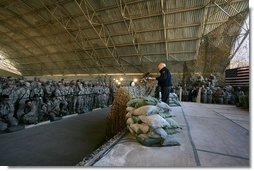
126,97,181,147
105,86,181,142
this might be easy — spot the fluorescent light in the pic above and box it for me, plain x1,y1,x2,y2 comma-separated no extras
64,74,76,76
52,74,63,76
76,74,90,76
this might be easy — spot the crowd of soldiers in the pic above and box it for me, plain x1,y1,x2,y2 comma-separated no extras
175,74,249,108
0,76,116,132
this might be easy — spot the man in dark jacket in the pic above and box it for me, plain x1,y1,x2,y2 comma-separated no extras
149,63,172,105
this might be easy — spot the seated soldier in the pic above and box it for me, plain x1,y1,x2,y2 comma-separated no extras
21,99,38,125
46,94,62,121
0,95,19,131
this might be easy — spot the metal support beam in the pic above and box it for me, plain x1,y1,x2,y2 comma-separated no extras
0,6,65,75
223,0,248,32
74,0,126,73
21,0,89,75
228,29,249,61
117,0,155,71
0,24,47,75
9,50,197,61
119,0,142,64
160,0,169,61
214,1,246,30
40,0,105,73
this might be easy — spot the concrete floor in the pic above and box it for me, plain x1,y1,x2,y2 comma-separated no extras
0,107,110,166
93,102,249,167
0,103,249,167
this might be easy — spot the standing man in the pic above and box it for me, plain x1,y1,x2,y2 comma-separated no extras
149,63,172,105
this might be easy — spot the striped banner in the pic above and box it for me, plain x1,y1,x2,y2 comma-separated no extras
225,66,249,87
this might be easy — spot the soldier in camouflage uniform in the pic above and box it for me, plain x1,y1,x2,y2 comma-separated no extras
82,82,89,113
72,81,79,113
21,99,38,124
235,87,245,107
201,85,207,103
43,81,52,103
0,95,19,131
54,82,68,116
100,83,106,108
93,83,101,108
30,82,44,99
87,82,94,111
73,80,84,113
30,82,44,121
105,83,110,107
78,81,85,113
65,81,74,114
214,87,224,104
46,94,62,121
207,87,213,104
182,87,189,102
107,83,113,106
15,81,31,120
2,80,17,111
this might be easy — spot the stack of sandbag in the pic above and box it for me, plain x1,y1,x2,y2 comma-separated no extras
169,93,181,107
126,96,181,147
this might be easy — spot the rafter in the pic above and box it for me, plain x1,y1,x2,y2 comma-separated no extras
118,0,143,66
160,0,168,61
0,6,65,75
9,20,233,46
0,25,46,75
228,27,249,61
74,0,125,73
40,0,105,73
21,0,89,74
0,0,246,36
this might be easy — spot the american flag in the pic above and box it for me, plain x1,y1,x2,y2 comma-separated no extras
225,66,249,87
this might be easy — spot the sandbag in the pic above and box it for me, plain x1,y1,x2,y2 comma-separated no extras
127,98,145,108
165,118,179,129
132,116,142,124
162,135,180,146
139,123,150,134
133,105,159,116
156,101,172,112
146,130,161,139
126,106,135,112
125,112,132,119
130,123,142,134
164,127,180,135
154,127,168,138
136,134,162,147
158,111,172,118
127,97,159,109
143,96,159,106
126,117,134,125
169,93,181,107
127,125,134,135
139,114,169,129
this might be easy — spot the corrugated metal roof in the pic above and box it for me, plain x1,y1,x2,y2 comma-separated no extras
0,0,249,76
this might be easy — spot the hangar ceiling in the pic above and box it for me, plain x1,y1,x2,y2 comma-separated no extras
0,0,249,76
